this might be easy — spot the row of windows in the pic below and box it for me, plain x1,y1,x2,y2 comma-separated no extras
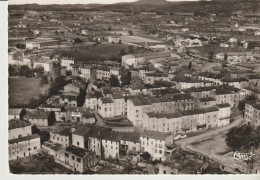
53,136,68,142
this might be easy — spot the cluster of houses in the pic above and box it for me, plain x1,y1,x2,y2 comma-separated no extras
43,124,178,173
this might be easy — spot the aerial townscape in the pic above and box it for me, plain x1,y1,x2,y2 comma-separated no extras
7,0,260,175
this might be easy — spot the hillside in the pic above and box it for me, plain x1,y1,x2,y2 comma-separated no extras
8,0,259,14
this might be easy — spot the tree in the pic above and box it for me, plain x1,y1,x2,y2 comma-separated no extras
238,96,257,111
208,51,214,60
109,75,120,87
48,111,56,126
66,70,72,76
128,30,133,36
39,75,49,87
19,108,26,120
188,61,192,69
226,125,260,151
20,65,33,78
73,38,82,44
142,152,151,161
128,45,135,53
16,43,26,49
224,53,228,61
120,67,131,86
120,49,126,56
8,65,19,76
33,66,44,77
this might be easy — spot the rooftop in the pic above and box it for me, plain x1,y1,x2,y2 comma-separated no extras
9,119,31,130
65,145,91,158
217,103,231,108
9,108,22,115
142,130,169,141
100,97,114,104
25,110,50,119
9,134,40,144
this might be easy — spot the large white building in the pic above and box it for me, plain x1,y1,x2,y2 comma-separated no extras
61,58,75,70
140,130,174,161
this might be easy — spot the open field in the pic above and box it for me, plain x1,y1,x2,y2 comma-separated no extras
53,44,151,61
119,35,163,43
9,154,73,174
8,77,42,107
190,131,231,156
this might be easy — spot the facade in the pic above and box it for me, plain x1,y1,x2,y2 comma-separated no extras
50,128,71,147
98,97,114,119
59,94,78,107
8,120,32,140
79,66,91,80
9,134,41,160
33,59,55,72
8,119,41,160
217,104,231,127
61,58,75,70
61,145,98,173
142,112,182,134
26,42,41,49
8,108,22,120
140,130,173,161
245,101,260,127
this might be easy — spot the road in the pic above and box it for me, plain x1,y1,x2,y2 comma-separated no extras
94,111,107,127
176,116,244,148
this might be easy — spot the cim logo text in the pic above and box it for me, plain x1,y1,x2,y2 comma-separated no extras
233,151,255,161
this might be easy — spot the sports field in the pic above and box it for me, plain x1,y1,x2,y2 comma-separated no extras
53,44,151,61
9,77,42,107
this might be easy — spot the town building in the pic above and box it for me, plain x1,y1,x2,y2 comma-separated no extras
245,101,260,127
8,119,41,160
50,128,72,147
24,110,53,127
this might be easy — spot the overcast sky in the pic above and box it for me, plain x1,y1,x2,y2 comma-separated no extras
9,0,204,5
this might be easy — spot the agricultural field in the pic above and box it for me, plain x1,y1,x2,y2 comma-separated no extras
8,77,42,107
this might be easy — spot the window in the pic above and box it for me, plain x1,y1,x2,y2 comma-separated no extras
65,152,69,157
28,148,31,151
111,146,113,149
77,158,81,163
77,142,79,146
159,150,162,154
72,156,75,160
163,170,166,174
34,146,37,150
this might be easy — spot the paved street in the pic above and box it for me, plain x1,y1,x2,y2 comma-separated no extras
176,115,244,148
94,111,107,127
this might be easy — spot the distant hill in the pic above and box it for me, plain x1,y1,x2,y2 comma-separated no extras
8,0,259,14
93,0,259,14
131,0,170,5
